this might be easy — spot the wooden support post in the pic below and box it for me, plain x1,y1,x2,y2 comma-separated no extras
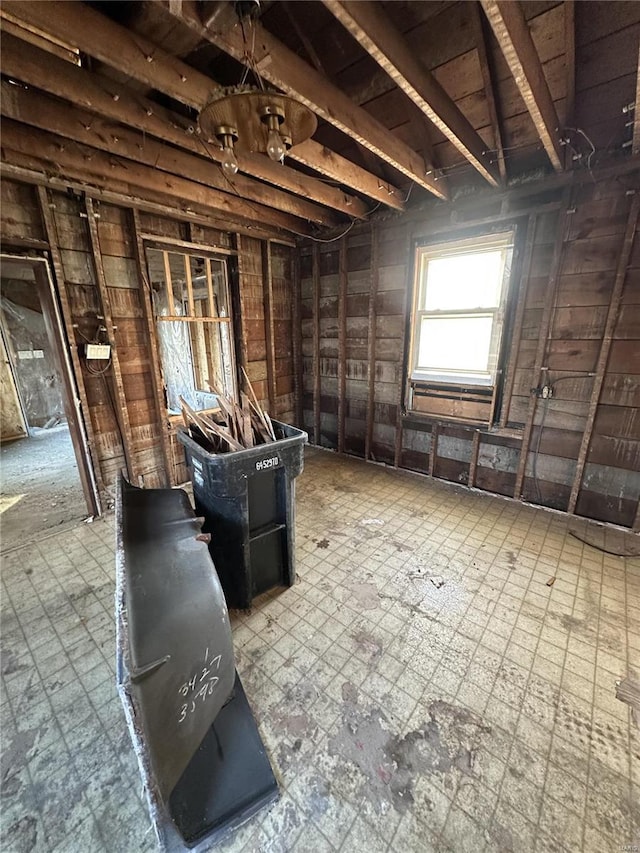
633,39,640,155
500,213,537,427
394,228,412,468
429,423,439,477
262,240,277,413
292,252,304,429
365,222,379,462
337,236,347,454
84,196,138,483
514,194,573,500
312,243,321,446
204,258,217,317
183,254,195,317
162,251,175,312
567,193,640,514
36,185,104,503
131,208,174,486
469,430,481,488
231,233,248,385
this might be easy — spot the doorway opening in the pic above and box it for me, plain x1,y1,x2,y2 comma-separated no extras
1,254,98,551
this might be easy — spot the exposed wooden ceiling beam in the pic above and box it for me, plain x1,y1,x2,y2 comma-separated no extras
564,2,576,130
282,1,327,76
469,1,506,183
480,0,563,172
2,1,211,101
2,0,403,210
160,1,448,200
323,0,498,187
283,139,403,209
1,162,294,244
564,0,575,168
0,119,314,236
0,11,79,64
0,81,339,227
0,32,366,220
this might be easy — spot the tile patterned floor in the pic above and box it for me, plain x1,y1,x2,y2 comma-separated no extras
1,447,639,852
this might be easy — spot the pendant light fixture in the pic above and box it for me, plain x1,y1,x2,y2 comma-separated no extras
199,86,317,176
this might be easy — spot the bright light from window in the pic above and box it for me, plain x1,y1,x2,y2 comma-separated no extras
411,232,513,387
0,494,24,514
422,251,504,311
418,316,493,373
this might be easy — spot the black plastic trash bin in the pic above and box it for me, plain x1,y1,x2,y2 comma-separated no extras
178,419,307,610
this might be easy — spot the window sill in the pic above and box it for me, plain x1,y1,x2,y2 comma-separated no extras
404,409,490,428
402,410,523,438
410,373,494,389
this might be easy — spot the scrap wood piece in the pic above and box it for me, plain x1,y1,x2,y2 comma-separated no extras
264,412,276,442
241,366,276,441
546,576,556,587
203,417,243,452
251,408,272,444
180,396,242,452
248,398,272,441
203,377,275,449
240,392,254,448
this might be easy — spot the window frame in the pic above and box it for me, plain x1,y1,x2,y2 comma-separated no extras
145,244,238,417
405,224,521,426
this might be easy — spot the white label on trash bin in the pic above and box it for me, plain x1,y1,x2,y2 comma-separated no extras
193,470,204,487
255,456,279,471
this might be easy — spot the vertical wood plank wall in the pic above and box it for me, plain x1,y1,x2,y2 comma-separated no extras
0,180,296,496
299,175,640,529
1,172,638,528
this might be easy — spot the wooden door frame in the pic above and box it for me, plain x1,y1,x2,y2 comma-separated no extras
0,253,101,517
0,311,29,440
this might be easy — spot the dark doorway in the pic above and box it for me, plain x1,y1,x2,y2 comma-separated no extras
0,255,98,551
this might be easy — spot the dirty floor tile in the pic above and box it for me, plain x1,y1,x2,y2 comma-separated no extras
1,448,638,852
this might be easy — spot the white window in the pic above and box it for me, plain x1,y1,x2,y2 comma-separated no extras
145,248,237,414
410,232,514,388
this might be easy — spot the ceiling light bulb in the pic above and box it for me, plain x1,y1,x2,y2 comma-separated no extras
266,128,286,163
221,144,239,178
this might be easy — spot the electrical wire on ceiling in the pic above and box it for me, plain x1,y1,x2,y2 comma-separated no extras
561,127,597,181
239,13,262,90
293,219,356,243
196,131,390,243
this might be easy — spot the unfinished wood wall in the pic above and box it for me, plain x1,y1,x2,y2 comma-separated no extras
233,236,296,424
0,178,296,497
299,173,640,529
